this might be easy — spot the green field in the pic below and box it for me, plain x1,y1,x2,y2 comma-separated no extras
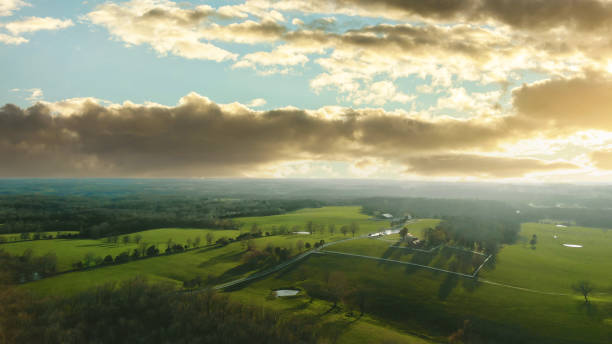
20,207,387,293
236,206,388,233
1,228,240,271
0,231,79,241
227,221,612,344
17,208,612,343
481,223,612,293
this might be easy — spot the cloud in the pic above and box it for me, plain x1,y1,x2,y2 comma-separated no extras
0,0,29,17
247,98,267,107
512,73,612,131
85,0,290,61
0,92,530,177
404,154,579,178
274,0,612,32
590,149,612,170
86,0,235,61
0,32,27,44
10,88,44,102
5,17,74,35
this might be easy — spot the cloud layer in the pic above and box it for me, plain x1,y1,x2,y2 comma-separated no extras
0,90,584,178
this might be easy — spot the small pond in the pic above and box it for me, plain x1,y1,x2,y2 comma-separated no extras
274,289,300,297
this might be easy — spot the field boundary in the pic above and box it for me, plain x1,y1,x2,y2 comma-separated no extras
211,225,494,290
315,250,475,278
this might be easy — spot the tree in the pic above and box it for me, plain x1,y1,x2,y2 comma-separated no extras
103,254,114,264
166,238,174,250
399,228,408,241
246,239,256,251
138,241,147,258
305,242,311,249
122,235,130,245
187,238,193,248
572,281,594,303
340,225,349,236
529,234,538,249
134,234,142,244
250,223,260,235
83,252,95,268
328,224,336,235
349,222,359,237
146,245,159,257
206,232,214,245
306,221,314,234
195,236,202,247
327,271,349,308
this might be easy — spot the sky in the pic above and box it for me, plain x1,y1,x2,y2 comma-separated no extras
1,0,612,181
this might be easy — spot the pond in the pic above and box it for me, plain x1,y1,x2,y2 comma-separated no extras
275,289,300,297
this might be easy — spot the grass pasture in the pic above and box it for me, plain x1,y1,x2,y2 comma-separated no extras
2,228,240,271
0,231,79,242
21,206,383,295
481,223,612,294
236,206,389,234
19,209,612,343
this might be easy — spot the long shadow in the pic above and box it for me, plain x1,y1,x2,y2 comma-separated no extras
75,243,118,248
274,254,312,279
438,274,459,300
577,301,600,318
197,250,244,268
319,318,356,343
404,250,436,275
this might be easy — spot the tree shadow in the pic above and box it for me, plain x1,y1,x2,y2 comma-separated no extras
577,301,600,318
197,250,243,268
319,318,357,344
438,274,459,300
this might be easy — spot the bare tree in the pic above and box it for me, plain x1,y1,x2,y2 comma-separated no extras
296,240,304,251
572,281,594,303
194,236,201,247
134,234,142,244
206,232,214,245
349,222,359,237
340,225,349,236
122,235,130,245
187,238,193,248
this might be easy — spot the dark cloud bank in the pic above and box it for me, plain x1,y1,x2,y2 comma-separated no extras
3,73,603,178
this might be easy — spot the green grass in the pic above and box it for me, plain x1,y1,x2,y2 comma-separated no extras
225,221,612,344
2,228,240,271
21,206,381,294
236,206,389,234
29,210,612,342
481,223,612,294
381,219,441,241
231,251,612,343
0,231,79,242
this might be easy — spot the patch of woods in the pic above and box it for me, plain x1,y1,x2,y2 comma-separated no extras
0,277,330,344
0,195,323,238
0,248,57,284
422,217,520,255
359,196,612,230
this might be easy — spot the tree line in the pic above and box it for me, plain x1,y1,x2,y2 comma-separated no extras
0,195,324,238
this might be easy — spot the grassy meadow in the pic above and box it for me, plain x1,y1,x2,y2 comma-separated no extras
14,207,612,343
1,228,241,271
